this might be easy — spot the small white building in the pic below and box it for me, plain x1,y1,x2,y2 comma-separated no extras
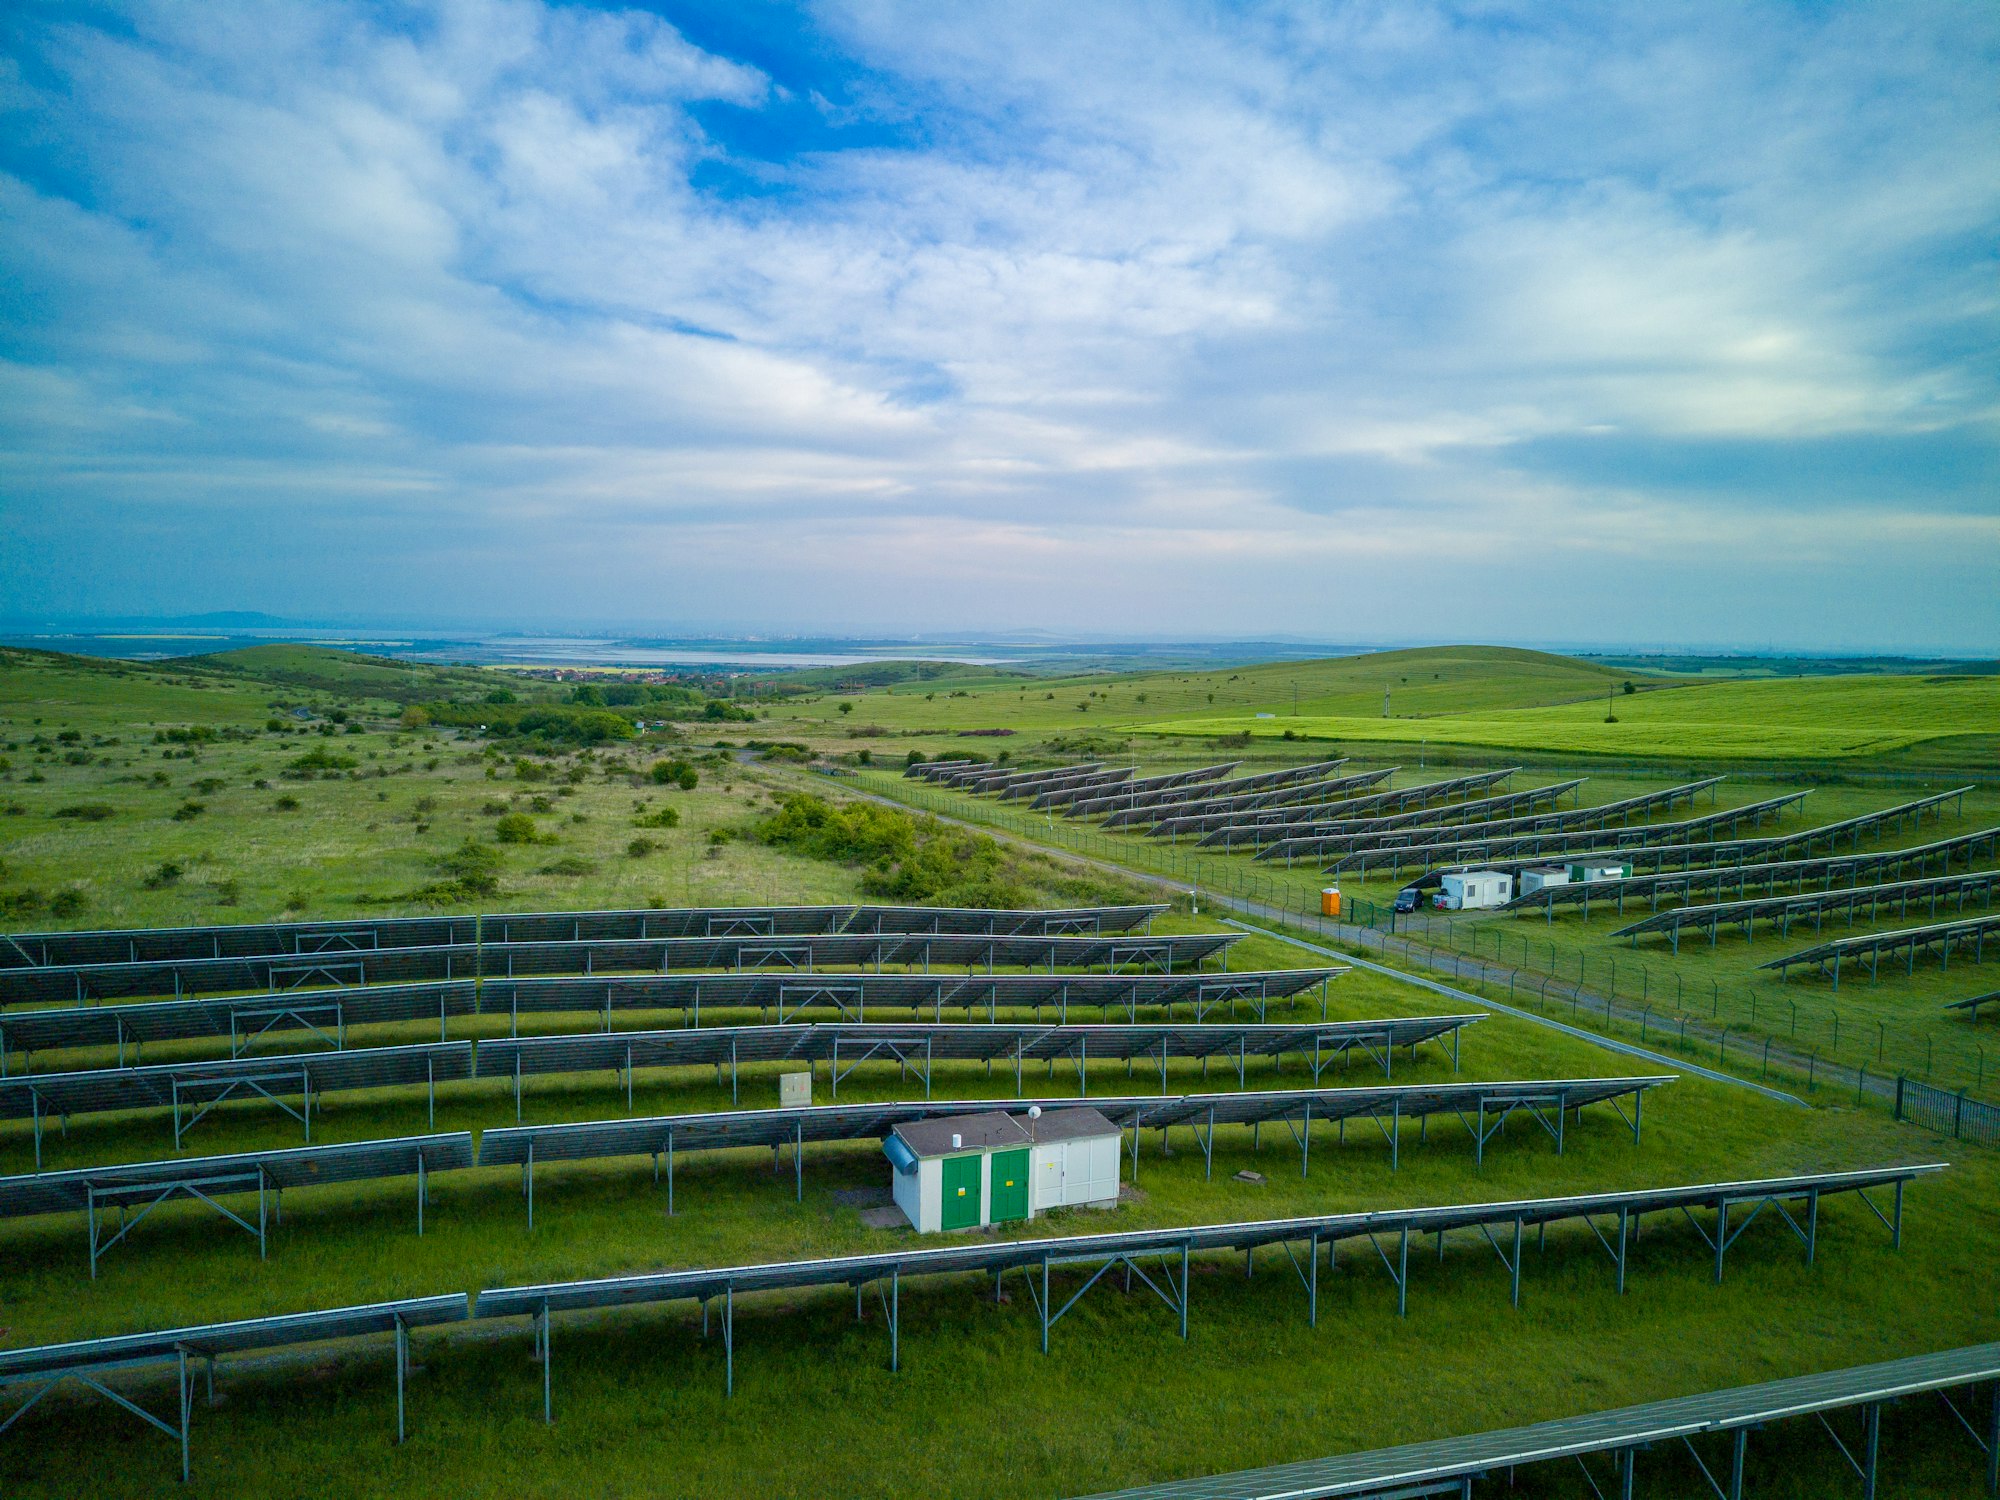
1436,870,1514,910
1520,867,1570,897
884,1107,1121,1233
1569,861,1632,883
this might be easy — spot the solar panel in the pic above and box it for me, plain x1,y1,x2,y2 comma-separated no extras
1316,790,1813,874
0,929,1233,1008
471,1164,1940,1406
1104,768,1434,831
1031,762,1239,811
0,1132,475,1273
0,1294,470,1477
474,1076,1668,1224
1498,824,2000,917
470,1017,1483,1114
0,1042,474,1164
1221,779,1588,852
1067,760,1351,818
0,981,477,1067
1610,870,2000,951
0,904,1167,972
1760,911,2000,987
1070,1339,2000,1500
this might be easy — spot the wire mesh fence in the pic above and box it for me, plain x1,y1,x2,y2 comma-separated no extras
863,770,1998,1109
1895,1075,2000,1144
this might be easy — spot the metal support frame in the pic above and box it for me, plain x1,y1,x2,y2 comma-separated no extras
228,1001,345,1059
830,1036,933,1099
1017,1244,1191,1354
86,1169,267,1277
171,1066,312,1150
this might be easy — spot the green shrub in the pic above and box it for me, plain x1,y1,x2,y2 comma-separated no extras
627,837,658,858
143,861,184,888
172,801,205,821
634,807,680,829
48,887,87,919
494,813,538,844
537,857,594,877
53,804,114,821
282,748,359,778
649,759,699,789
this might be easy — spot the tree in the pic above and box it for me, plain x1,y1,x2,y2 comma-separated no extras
837,702,854,715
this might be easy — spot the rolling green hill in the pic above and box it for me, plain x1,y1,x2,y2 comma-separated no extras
1146,672,2000,761
759,645,1670,734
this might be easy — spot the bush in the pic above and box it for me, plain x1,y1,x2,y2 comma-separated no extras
283,748,359,778
633,807,680,829
53,804,114,821
626,837,658,858
143,861,184,888
753,792,1030,906
172,801,205,821
494,813,539,844
537,857,595,877
400,705,431,730
273,794,301,811
49,887,87,919
194,777,226,794
649,759,699,789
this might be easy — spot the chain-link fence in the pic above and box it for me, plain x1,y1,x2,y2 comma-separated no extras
862,771,1998,1109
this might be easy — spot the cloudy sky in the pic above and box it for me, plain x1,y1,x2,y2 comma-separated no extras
2,1,1995,650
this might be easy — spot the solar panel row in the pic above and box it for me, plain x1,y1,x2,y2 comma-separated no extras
1317,790,1814,875
0,968,1346,1070
0,903,1170,976
1,930,1237,1008
1610,869,2000,952
1498,823,2000,917
0,1018,1481,1165
1072,1337,2000,1500
0,1164,1944,1479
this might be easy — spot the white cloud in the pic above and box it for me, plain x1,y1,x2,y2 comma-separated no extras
0,0,1995,648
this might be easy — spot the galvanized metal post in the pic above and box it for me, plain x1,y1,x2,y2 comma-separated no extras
394,1315,407,1444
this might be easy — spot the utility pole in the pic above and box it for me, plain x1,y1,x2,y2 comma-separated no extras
1382,686,1391,718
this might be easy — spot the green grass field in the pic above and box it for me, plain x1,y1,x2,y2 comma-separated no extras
3,644,1999,1497
1144,673,2000,761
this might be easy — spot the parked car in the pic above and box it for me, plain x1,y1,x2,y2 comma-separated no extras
1393,888,1421,914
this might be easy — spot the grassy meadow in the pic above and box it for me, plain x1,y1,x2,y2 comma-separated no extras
1145,672,2000,762
2,643,1998,1497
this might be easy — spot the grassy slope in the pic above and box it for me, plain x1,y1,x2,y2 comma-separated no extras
3,647,1999,1497
0,936,1993,1499
1145,673,2000,761
756,645,1656,737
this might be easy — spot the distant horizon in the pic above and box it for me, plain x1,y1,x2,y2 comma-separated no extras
0,613,1991,667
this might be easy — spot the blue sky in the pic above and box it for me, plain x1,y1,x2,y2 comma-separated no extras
1,1,1995,651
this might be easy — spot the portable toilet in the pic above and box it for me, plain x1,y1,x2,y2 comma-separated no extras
1520,868,1570,898
1320,886,1342,918
1437,870,1514,910
884,1108,1119,1232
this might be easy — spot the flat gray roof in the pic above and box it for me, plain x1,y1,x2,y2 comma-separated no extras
893,1111,1028,1156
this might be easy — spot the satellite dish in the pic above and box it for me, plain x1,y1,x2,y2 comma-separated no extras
1027,1105,1042,1119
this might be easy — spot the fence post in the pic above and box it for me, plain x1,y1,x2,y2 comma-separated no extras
1894,1075,1905,1122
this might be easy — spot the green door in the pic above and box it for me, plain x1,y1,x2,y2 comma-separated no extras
940,1154,983,1230
988,1149,1030,1223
